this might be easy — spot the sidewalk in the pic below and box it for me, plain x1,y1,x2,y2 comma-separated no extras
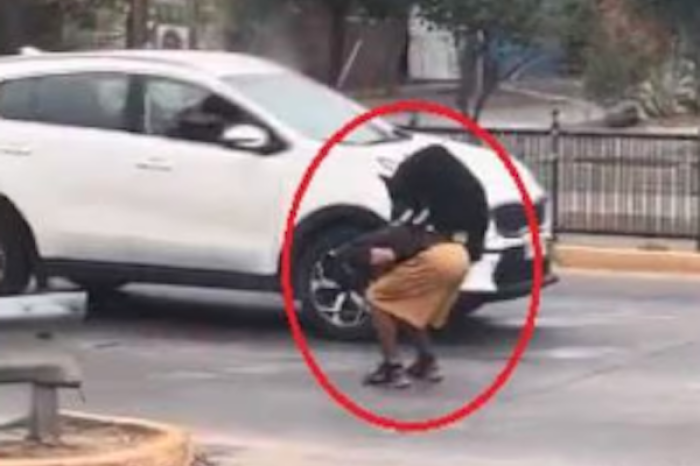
558,234,697,253
354,79,605,129
554,233,700,277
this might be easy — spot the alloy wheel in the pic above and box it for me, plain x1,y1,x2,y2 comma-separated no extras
309,260,369,330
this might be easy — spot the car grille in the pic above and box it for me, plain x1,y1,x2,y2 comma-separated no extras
493,200,547,237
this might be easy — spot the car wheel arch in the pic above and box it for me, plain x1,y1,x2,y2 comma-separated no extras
279,204,388,278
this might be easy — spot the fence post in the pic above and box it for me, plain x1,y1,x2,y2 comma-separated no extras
550,108,561,242
696,129,700,251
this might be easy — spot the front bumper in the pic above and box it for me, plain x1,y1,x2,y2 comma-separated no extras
478,269,559,302
461,238,558,301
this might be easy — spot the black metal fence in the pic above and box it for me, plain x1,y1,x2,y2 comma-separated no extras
405,119,700,249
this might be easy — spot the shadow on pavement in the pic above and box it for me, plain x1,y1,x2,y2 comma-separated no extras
82,286,547,353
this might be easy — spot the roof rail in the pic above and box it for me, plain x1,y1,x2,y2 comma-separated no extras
19,46,44,56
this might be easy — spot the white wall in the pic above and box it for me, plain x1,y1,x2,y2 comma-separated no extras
407,7,459,81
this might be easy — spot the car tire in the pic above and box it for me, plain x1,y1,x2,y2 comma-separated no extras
456,293,486,315
445,293,485,327
75,280,128,318
0,216,32,296
294,224,375,342
75,279,127,308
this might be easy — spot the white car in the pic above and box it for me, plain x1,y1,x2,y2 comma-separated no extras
0,50,556,340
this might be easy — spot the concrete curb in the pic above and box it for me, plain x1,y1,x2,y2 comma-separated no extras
555,245,700,276
0,411,193,466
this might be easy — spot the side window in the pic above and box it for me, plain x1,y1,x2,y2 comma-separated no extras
144,78,253,143
0,78,37,121
34,74,131,131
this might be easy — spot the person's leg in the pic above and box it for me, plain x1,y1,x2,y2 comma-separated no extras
399,322,432,358
372,308,401,363
364,308,411,388
402,323,443,383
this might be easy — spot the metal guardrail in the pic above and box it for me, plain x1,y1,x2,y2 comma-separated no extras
404,116,700,250
0,292,87,442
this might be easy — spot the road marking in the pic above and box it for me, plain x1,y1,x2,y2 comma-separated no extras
559,268,700,282
526,346,625,361
498,310,677,329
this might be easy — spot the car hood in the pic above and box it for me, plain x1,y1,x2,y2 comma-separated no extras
366,134,545,207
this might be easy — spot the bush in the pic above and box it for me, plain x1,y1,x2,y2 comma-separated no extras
634,56,698,118
582,33,654,106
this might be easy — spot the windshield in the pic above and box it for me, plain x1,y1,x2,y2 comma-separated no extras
224,73,408,145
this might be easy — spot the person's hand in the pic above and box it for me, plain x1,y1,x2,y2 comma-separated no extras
370,248,396,267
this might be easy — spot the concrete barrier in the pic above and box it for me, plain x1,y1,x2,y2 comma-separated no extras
0,293,87,442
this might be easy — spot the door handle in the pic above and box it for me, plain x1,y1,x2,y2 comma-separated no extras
136,157,173,172
0,146,32,157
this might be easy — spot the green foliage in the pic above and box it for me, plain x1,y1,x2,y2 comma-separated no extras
415,0,543,43
582,33,653,104
46,0,127,29
630,0,700,50
630,0,700,112
411,0,547,118
229,0,410,22
548,0,597,75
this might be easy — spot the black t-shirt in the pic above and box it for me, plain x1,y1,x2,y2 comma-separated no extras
385,145,489,262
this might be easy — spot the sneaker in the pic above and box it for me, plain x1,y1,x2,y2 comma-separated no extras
363,362,412,389
407,355,444,383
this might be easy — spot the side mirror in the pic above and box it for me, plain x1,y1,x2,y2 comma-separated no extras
221,124,271,151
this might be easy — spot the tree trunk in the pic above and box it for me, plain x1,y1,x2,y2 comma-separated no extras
456,31,478,116
126,0,150,48
694,43,700,114
473,54,499,122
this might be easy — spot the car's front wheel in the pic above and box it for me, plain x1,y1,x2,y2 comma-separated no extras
295,225,375,341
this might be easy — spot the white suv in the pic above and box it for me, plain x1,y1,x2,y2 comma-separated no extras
0,50,556,340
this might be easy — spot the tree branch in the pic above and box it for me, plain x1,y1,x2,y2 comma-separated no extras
503,49,541,81
472,49,540,120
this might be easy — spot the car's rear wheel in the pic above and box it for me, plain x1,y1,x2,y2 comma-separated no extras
72,279,128,317
295,225,375,341
0,216,32,296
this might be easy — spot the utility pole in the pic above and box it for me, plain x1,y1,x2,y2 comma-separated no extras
126,0,150,48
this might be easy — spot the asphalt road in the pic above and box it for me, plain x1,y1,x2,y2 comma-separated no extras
2,273,700,465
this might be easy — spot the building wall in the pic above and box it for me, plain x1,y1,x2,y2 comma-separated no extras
225,1,407,91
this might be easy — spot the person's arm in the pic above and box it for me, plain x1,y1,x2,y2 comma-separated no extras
370,248,397,266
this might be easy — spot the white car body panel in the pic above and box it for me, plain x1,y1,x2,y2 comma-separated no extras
0,50,554,300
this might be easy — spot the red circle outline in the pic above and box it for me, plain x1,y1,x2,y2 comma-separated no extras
280,100,543,433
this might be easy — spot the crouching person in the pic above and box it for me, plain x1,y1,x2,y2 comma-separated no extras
367,144,488,388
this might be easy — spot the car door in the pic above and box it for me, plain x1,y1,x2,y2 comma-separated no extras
0,71,150,264
123,75,290,275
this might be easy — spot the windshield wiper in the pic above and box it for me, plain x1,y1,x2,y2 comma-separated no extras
364,129,414,146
